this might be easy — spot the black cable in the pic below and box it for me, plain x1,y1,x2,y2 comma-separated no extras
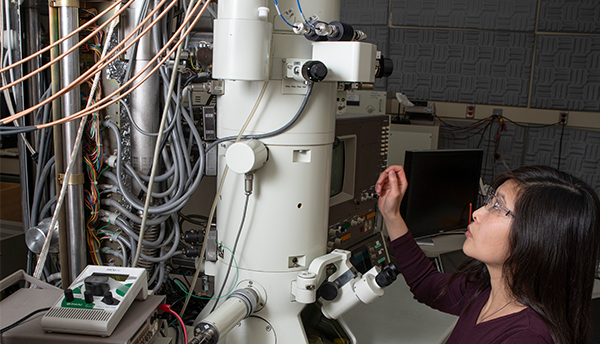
500,115,560,128
171,319,180,344
482,117,496,185
210,193,251,312
476,119,491,149
439,119,493,141
435,114,491,132
557,120,565,171
0,125,37,135
182,75,210,89
177,211,208,226
0,307,50,334
205,94,215,106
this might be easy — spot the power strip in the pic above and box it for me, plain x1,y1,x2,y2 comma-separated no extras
41,266,148,337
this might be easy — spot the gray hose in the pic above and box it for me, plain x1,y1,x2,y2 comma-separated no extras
152,250,166,294
103,170,173,198
205,81,315,153
101,198,169,225
137,217,181,262
102,247,125,264
113,215,173,249
122,0,151,83
103,120,204,214
30,156,55,226
119,98,178,137
39,196,57,220
125,156,176,182
112,166,180,198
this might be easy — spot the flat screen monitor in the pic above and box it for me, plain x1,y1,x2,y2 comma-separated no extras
401,149,483,239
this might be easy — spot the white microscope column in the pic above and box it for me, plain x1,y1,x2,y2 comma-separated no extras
213,0,341,342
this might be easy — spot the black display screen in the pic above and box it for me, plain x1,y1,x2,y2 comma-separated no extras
401,149,483,238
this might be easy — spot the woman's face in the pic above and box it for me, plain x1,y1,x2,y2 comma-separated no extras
463,180,519,268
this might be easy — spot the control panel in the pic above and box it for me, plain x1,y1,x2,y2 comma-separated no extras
347,232,390,274
328,209,377,252
41,266,148,337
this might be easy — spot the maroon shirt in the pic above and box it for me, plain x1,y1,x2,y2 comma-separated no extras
389,232,553,343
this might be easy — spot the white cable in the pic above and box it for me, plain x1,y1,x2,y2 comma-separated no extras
32,5,122,280
4,0,17,96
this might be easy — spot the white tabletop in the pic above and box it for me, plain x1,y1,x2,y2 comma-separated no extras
343,277,458,344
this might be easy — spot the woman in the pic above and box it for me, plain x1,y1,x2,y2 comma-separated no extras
375,165,600,344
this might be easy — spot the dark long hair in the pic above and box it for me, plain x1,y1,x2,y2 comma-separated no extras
450,166,600,344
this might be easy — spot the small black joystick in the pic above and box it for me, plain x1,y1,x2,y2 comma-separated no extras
84,290,94,303
102,291,119,305
318,281,339,301
64,288,74,302
301,61,328,83
85,274,110,296
375,263,400,288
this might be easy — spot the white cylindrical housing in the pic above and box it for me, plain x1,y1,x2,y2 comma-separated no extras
210,1,352,342
295,271,317,304
225,140,268,174
201,297,249,337
321,269,385,319
218,0,268,20
215,80,335,343
354,273,384,304
213,19,272,81
320,281,359,319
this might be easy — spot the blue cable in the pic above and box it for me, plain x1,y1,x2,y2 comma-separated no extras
274,0,296,27
296,0,316,29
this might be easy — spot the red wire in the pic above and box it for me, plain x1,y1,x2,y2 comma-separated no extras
159,304,187,343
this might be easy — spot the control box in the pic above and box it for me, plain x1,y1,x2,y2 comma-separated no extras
336,90,387,117
347,232,390,274
41,266,148,337
328,115,389,251
328,209,377,252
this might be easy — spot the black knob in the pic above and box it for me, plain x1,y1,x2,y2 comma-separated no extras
318,281,339,301
327,21,355,41
376,57,394,78
183,247,200,258
64,288,74,302
85,274,110,296
184,230,203,244
301,61,328,83
102,291,119,305
375,263,400,288
84,290,94,303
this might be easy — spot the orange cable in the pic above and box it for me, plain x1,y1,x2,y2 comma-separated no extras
36,0,212,130
0,0,125,86
1,0,176,125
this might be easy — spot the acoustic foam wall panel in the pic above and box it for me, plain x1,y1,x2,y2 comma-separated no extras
531,34,600,111
538,0,600,33
340,0,390,25
391,0,537,31
388,29,534,106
